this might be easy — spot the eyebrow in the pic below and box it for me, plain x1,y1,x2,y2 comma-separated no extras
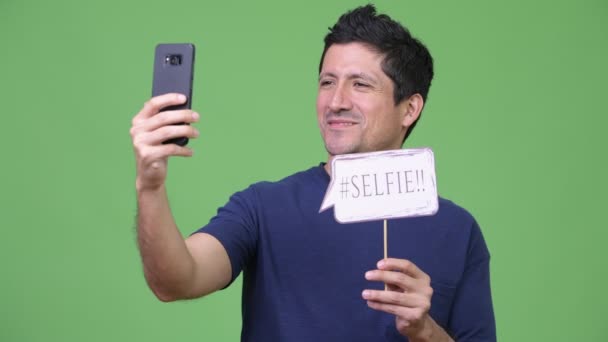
318,71,379,84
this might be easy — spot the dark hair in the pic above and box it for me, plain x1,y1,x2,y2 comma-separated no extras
319,4,434,143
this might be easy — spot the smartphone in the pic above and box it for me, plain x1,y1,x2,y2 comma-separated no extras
151,43,195,146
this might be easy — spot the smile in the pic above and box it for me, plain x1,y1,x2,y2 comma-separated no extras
328,120,358,128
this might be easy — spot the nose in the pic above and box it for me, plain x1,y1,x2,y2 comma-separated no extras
328,84,352,113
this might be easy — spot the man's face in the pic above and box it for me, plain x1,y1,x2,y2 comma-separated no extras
317,42,409,157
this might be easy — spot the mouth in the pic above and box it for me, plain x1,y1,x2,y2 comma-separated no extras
327,119,358,129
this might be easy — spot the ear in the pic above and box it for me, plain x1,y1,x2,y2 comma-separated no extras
399,93,424,129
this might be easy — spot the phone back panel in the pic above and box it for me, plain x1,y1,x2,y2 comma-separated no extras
152,43,195,111
151,43,195,146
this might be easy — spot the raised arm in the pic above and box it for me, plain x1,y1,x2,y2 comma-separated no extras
131,93,231,302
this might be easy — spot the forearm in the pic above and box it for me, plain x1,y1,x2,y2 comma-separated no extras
136,184,195,301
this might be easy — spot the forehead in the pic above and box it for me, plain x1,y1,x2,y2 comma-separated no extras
321,42,385,76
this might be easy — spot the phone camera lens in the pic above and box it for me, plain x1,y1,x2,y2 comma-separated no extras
165,54,182,66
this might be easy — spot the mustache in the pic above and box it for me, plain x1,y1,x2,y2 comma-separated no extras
324,111,362,122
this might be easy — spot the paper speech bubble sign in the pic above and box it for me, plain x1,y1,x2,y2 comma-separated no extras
319,148,438,223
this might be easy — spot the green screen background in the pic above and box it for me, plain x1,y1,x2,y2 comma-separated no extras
1,0,606,341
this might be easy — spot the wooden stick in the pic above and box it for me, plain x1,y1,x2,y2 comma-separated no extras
384,219,387,291
383,219,388,260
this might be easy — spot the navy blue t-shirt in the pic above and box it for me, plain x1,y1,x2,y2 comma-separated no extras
195,165,495,341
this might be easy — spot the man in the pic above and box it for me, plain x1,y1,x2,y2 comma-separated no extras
130,4,495,341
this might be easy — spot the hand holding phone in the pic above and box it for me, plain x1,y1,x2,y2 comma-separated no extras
130,93,200,191
151,43,195,146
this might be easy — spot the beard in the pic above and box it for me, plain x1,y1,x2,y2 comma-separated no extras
320,111,365,156
322,131,364,156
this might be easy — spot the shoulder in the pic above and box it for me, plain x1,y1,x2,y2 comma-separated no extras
435,197,490,259
248,165,326,194
436,197,477,226
224,165,325,208
424,197,489,255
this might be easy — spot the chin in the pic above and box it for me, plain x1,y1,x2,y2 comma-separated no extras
324,143,361,156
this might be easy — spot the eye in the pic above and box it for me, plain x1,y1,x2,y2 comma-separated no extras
319,79,334,87
354,81,370,88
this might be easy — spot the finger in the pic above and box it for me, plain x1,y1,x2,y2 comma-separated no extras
377,258,429,281
137,110,199,133
365,269,418,291
362,289,426,308
132,93,187,125
366,300,424,322
136,124,200,146
139,143,194,162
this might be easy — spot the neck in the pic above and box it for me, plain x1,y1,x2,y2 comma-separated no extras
324,145,407,176
324,155,334,175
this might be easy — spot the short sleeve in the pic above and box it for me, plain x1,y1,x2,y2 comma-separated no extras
192,186,259,285
447,220,496,341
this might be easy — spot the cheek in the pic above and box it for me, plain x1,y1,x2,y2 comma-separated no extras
360,104,393,134
316,95,327,121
